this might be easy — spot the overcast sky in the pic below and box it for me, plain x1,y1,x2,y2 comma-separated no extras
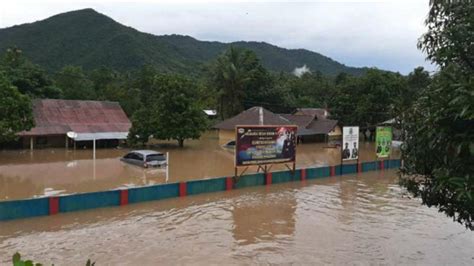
0,0,435,74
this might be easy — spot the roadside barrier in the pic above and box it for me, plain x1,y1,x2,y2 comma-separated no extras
0,159,401,221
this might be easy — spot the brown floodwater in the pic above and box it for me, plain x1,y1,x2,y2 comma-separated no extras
0,170,472,265
0,131,400,200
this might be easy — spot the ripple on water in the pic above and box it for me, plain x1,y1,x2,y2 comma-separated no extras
1,171,473,265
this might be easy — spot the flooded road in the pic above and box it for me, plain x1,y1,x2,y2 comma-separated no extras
0,170,472,265
0,132,400,200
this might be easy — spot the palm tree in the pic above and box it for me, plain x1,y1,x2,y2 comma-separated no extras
212,46,254,119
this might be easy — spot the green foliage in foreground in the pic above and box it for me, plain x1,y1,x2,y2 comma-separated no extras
12,252,95,266
400,0,474,230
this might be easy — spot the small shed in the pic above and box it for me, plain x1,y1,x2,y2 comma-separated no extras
18,99,131,149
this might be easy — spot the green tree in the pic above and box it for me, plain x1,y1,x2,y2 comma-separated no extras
0,48,62,98
391,67,431,140
55,65,95,100
209,46,271,119
128,74,208,147
153,74,208,147
400,0,474,229
0,73,34,143
90,67,142,116
331,69,405,139
128,108,158,146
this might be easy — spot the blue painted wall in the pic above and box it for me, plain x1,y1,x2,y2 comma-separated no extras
0,159,401,221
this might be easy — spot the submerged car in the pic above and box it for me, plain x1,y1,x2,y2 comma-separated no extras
121,150,167,168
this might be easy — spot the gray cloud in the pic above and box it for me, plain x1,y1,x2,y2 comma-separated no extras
0,0,434,74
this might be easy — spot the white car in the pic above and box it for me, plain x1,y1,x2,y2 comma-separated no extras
121,150,167,168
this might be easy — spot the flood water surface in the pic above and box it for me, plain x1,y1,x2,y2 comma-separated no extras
0,170,472,265
0,132,399,200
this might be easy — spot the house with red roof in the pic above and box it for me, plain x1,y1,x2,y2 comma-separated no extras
18,99,131,149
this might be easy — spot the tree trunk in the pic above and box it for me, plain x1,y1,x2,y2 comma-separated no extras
178,138,184,147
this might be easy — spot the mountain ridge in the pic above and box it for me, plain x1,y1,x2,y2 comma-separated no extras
0,8,368,76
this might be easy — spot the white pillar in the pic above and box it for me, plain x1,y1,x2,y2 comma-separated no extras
30,137,34,151
93,138,96,160
166,152,169,182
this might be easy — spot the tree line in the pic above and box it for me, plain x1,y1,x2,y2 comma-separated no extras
0,44,432,146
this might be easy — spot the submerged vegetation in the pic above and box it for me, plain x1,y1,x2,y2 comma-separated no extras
12,252,95,266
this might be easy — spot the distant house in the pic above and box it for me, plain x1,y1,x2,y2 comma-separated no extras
281,108,341,143
18,99,132,149
213,106,341,145
213,106,292,145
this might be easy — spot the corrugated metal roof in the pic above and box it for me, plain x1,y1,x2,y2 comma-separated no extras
18,99,131,136
306,119,339,134
279,114,314,129
213,107,292,130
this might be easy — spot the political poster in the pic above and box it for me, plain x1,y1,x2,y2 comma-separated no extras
342,126,359,161
235,126,297,166
376,127,392,158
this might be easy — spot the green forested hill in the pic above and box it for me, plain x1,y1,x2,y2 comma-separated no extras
0,8,367,75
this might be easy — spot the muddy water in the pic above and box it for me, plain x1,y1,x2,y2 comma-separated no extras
0,132,399,200
0,170,472,265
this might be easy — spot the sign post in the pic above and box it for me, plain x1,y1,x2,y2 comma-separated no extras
234,125,297,181
341,126,360,175
375,126,393,168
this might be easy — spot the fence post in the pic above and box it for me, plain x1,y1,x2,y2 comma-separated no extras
49,197,59,215
330,166,336,176
179,182,187,197
120,189,129,206
265,172,272,185
226,177,233,191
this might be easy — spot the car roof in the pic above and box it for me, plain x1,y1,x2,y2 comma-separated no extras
129,150,163,156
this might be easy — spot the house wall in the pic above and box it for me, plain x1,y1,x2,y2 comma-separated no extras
328,125,342,138
21,135,67,149
218,129,235,145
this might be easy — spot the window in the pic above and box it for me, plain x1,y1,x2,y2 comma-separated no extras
135,153,144,161
146,154,166,162
36,137,48,145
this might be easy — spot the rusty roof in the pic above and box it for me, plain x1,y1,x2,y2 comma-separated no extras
18,99,131,136
213,107,292,130
281,113,338,135
306,119,339,134
279,114,314,129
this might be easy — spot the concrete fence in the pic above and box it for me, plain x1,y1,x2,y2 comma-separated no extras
0,159,401,221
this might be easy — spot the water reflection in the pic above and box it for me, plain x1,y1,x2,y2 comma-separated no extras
1,170,472,265
231,190,296,245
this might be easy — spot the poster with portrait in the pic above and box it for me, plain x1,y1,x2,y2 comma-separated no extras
342,126,359,161
235,126,297,166
376,126,392,158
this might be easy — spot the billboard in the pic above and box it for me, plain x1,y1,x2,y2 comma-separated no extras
342,126,359,161
376,126,392,158
235,126,297,166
